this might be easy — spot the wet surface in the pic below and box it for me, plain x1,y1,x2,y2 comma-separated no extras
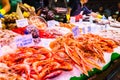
88,58,120,80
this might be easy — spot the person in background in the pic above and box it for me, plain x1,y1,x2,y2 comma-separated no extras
68,0,98,18
104,7,111,18
116,2,120,21
0,0,11,15
112,2,120,21
0,0,22,15
10,0,22,13
97,6,104,15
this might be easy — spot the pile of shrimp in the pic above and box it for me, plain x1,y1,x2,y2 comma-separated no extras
0,63,24,80
0,46,73,80
50,33,118,75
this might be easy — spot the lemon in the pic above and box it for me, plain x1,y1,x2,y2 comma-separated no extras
23,12,30,18
97,14,103,19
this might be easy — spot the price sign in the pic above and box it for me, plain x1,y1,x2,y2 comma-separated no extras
16,19,28,27
70,17,75,23
72,26,80,37
14,34,34,47
82,26,91,34
88,26,91,33
47,20,59,27
0,20,2,28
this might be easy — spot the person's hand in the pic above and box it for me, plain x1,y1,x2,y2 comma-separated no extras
0,9,6,15
90,12,98,18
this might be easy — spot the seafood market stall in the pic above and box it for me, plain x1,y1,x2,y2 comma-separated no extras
0,3,120,80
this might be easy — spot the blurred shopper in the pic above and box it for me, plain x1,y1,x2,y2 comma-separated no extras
97,6,111,18
68,0,99,18
68,0,91,16
0,0,21,15
116,2,120,21
10,0,22,12
0,0,10,15
97,6,104,15
104,5,112,18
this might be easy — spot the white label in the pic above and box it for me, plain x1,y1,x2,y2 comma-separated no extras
47,20,59,27
0,20,2,28
72,26,80,37
70,17,75,23
16,19,28,27
14,34,34,47
40,38,55,50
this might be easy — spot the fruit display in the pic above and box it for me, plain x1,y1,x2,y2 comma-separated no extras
4,12,19,23
1,12,19,30
19,3,35,13
5,23,17,30
19,3,36,18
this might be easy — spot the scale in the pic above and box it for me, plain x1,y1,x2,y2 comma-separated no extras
48,0,68,22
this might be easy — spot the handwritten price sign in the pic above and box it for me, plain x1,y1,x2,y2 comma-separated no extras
72,26,80,37
14,34,34,47
16,19,28,27
70,17,75,23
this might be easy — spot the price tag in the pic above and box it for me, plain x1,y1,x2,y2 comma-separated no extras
82,26,91,34
72,26,80,37
14,34,34,47
88,26,91,33
82,27,85,34
16,19,28,27
47,20,59,27
70,17,75,23
0,20,2,28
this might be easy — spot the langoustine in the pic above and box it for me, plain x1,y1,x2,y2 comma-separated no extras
50,33,118,75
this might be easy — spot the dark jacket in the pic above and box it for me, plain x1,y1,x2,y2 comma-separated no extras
68,0,91,16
